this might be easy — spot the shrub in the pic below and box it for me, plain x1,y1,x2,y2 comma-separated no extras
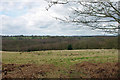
67,44,73,50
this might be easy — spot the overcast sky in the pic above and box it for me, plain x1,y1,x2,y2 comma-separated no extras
0,0,117,36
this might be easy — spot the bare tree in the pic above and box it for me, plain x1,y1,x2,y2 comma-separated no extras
45,0,119,34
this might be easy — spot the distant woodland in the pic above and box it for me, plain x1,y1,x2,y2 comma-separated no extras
2,36,118,51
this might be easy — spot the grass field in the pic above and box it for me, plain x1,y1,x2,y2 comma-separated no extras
2,49,118,64
2,49,119,78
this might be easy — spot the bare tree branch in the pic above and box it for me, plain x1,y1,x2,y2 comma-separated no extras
45,0,119,33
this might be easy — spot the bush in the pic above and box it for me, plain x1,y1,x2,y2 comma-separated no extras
67,44,73,50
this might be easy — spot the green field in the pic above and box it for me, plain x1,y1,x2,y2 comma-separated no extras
2,49,118,65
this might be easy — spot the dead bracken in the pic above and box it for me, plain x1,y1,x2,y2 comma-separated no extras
2,62,120,79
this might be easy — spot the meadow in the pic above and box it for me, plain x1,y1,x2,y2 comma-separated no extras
2,49,119,78
2,49,118,64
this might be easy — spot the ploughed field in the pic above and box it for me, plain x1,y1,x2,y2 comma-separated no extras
2,49,119,78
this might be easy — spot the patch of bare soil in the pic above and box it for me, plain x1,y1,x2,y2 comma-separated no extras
69,62,120,79
2,64,56,78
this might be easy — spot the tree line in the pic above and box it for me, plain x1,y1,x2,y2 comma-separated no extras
2,36,118,52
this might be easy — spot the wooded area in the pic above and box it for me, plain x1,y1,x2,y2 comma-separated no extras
2,36,118,51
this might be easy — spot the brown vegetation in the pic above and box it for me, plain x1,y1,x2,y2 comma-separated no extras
2,64,56,78
69,62,120,79
2,62,119,79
